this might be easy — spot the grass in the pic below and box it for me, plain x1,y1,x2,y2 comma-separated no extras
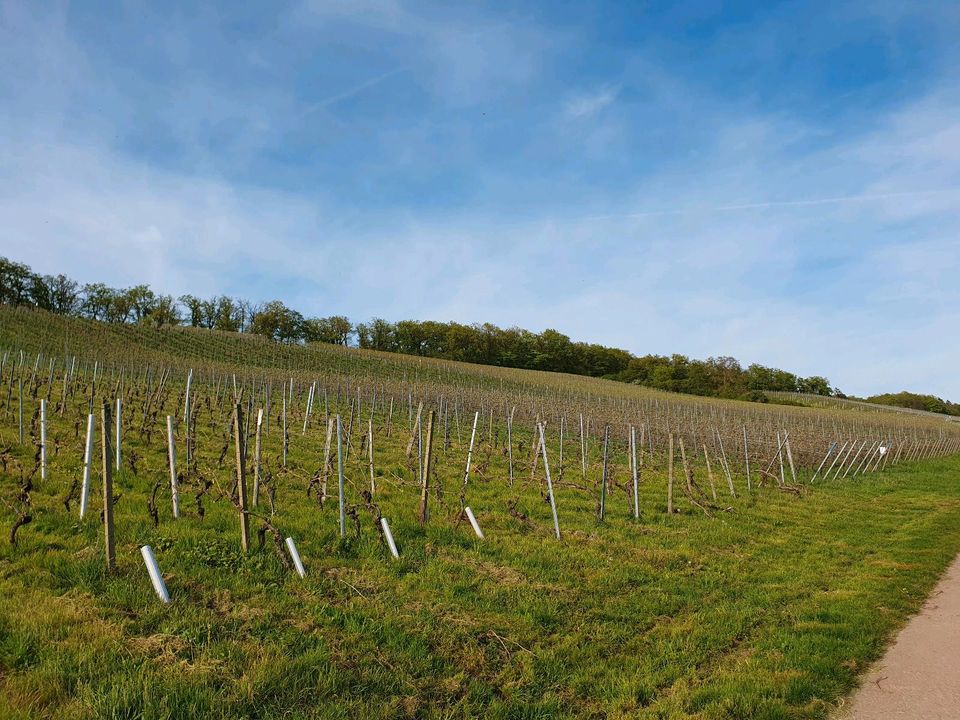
1,306,959,718
2,383,959,718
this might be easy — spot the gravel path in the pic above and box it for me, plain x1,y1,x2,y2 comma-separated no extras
839,553,960,719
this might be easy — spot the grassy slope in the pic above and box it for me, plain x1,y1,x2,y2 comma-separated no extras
2,388,960,719
2,306,960,719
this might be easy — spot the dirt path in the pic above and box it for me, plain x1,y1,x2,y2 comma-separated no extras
839,552,960,719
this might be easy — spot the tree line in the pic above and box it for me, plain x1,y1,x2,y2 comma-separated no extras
865,392,960,417
2,255,840,399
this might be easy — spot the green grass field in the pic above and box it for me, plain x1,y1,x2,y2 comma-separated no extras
2,308,960,719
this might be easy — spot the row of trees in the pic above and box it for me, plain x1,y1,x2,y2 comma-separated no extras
1,255,836,398
0,257,351,346
617,354,833,399
866,392,960,417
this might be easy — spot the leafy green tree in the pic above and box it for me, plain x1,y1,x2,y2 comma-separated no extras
81,283,116,321
0,257,34,306
125,285,157,323
798,376,831,396
146,295,182,326
45,274,80,314
250,300,303,343
179,295,203,326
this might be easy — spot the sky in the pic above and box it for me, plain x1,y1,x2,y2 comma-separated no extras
1,1,959,399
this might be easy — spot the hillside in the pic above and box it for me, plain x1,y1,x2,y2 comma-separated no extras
1,304,960,718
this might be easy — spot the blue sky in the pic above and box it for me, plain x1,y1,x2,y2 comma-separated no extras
2,1,959,399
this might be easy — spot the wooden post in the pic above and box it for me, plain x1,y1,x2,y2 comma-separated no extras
667,433,674,514
418,410,435,526
101,401,115,572
234,403,250,552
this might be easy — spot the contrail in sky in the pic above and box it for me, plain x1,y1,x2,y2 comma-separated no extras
585,188,960,221
300,67,407,118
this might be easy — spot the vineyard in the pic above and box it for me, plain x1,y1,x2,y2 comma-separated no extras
2,304,960,719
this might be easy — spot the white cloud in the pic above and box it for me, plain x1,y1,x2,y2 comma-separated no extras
564,86,619,120
2,2,960,401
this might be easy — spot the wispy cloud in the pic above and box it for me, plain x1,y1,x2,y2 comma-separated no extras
2,1,960,400
564,85,619,120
